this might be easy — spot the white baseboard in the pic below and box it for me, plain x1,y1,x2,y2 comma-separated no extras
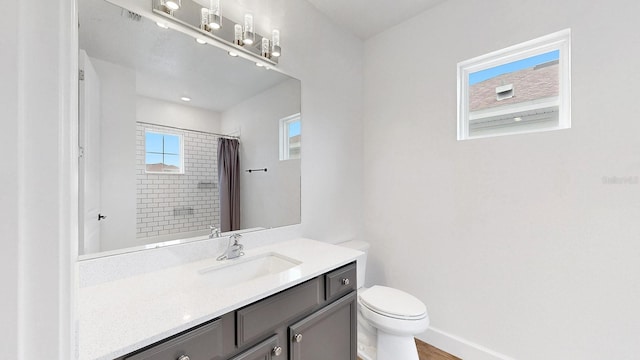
419,327,516,360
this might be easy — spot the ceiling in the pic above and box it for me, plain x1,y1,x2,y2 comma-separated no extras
305,0,447,40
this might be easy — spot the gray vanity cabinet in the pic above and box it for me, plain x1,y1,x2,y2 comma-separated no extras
118,262,356,360
123,318,225,360
289,291,357,360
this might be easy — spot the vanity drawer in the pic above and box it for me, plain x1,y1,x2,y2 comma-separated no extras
236,277,322,347
124,319,224,360
325,263,356,301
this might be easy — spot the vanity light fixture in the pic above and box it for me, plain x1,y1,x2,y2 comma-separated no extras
271,29,281,57
242,14,255,45
153,0,282,65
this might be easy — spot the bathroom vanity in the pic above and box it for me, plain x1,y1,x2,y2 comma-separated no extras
78,238,361,360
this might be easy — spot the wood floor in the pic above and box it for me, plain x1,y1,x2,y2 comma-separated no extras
416,339,461,360
358,338,461,360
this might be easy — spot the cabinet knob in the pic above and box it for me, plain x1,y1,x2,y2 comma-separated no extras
341,278,350,286
272,346,283,356
178,356,190,360
294,333,303,343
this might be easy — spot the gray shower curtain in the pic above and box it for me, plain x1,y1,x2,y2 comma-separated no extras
218,138,240,232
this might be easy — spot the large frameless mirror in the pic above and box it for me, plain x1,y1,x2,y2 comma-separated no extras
78,0,301,258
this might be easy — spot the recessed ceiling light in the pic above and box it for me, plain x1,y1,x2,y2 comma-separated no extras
156,22,169,29
180,96,191,102
256,62,263,67
514,117,522,122
195,38,207,44
228,51,238,57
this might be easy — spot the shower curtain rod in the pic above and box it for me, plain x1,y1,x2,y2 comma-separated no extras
137,121,240,139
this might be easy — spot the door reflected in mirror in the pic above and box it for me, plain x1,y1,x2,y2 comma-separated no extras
78,0,301,257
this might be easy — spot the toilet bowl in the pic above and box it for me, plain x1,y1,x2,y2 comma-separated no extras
338,240,429,360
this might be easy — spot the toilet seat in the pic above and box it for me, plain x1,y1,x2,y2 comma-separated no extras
359,286,427,320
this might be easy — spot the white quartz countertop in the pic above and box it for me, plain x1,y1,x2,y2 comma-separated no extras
78,238,361,360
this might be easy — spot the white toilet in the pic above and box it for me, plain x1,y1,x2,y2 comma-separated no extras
339,240,429,360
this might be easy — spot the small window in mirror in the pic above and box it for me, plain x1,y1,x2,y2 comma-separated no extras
145,130,184,173
457,29,571,140
279,114,301,160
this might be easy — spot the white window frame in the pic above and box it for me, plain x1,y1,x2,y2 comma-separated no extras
144,129,185,174
457,28,571,140
279,113,301,161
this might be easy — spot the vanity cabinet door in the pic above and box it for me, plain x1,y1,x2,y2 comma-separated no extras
288,292,357,360
229,335,281,360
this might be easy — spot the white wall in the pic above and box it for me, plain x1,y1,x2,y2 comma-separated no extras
221,79,302,229
363,0,640,359
91,58,138,252
0,2,19,356
137,96,222,133
0,0,76,358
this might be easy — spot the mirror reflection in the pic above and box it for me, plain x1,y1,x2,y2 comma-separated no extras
78,0,301,257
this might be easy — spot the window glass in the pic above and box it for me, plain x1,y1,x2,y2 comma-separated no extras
145,130,183,173
279,114,301,160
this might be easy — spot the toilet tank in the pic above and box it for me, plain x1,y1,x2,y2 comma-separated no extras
337,240,369,289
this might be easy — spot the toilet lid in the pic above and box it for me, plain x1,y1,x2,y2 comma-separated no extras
359,285,427,320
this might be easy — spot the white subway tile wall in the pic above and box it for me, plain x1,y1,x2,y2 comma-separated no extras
136,123,220,239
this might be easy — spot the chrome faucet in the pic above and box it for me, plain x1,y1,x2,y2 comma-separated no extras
209,226,220,239
217,233,244,261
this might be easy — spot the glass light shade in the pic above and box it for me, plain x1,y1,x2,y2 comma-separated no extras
271,29,281,57
261,38,270,57
243,14,254,45
200,8,211,32
208,0,221,29
234,24,243,45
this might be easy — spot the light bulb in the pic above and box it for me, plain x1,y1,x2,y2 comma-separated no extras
243,14,254,45
165,0,181,10
271,29,281,57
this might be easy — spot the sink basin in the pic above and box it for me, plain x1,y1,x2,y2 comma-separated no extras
198,252,302,288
